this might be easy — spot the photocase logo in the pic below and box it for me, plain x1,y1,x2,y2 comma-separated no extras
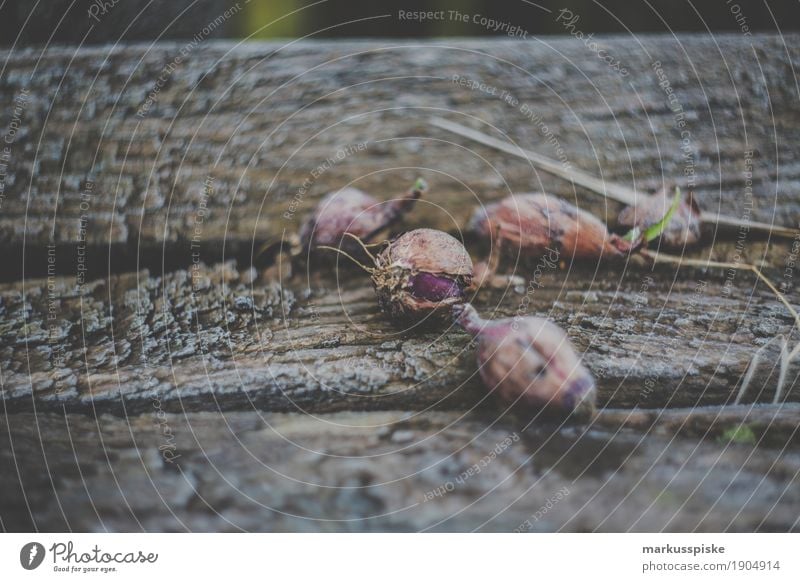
20,542,45,570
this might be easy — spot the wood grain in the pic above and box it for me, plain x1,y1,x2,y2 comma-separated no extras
2,36,799,532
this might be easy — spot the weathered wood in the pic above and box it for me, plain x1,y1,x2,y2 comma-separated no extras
599,403,800,447
2,258,798,415
1,36,799,265
2,410,798,532
2,36,800,533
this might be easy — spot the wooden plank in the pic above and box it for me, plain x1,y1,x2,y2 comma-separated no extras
2,409,797,532
1,36,799,262
2,258,798,414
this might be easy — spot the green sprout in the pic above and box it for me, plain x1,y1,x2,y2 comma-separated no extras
623,187,682,243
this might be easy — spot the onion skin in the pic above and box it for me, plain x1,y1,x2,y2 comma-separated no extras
469,193,636,261
372,229,473,324
408,272,465,302
300,180,426,255
618,187,701,249
453,303,596,416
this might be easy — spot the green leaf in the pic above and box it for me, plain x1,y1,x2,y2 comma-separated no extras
623,187,682,243
622,226,640,243
644,187,682,242
717,424,756,445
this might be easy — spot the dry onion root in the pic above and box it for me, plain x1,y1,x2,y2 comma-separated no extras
453,303,596,416
469,225,525,291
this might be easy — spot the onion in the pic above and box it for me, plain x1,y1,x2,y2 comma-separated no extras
372,229,473,325
300,178,426,258
469,193,638,261
453,303,596,416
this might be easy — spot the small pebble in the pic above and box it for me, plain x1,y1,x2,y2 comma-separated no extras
390,430,415,444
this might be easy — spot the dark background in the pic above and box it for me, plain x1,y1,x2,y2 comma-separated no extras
1,0,799,46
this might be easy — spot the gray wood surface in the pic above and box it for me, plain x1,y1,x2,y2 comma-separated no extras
1,36,799,253
1,36,799,532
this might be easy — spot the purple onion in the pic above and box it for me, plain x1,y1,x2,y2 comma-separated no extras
453,303,596,416
300,179,426,257
408,272,465,302
372,229,473,325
